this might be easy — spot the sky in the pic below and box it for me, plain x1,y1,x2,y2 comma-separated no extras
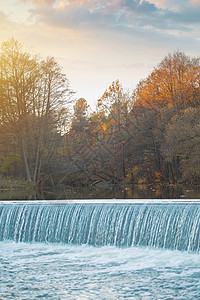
0,0,200,108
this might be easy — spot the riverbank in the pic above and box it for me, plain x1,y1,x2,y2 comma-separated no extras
0,177,35,191
0,178,199,200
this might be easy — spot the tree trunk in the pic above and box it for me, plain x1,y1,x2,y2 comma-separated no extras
21,135,32,182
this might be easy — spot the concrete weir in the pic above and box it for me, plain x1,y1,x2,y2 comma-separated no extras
1,199,200,252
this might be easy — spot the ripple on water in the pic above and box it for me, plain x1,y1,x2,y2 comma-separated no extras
1,241,200,299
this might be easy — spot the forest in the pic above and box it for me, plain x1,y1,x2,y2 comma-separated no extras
0,39,199,189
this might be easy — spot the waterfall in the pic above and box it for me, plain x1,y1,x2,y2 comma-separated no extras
0,203,200,252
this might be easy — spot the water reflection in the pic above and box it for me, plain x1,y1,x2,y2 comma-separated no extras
0,184,199,200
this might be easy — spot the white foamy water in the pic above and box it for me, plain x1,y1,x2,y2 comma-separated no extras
1,203,200,251
1,241,200,299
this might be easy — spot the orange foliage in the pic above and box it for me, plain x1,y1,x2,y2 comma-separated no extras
134,52,200,111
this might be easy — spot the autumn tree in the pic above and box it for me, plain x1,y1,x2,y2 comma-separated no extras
156,107,200,183
92,80,133,181
61,53,200,186
134,51,200,111
97,80,131,129
129,51,200,184
0,38,73,183
60,98,92,185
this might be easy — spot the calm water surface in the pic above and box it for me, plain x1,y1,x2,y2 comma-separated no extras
0,184,200,200
1,242,200,299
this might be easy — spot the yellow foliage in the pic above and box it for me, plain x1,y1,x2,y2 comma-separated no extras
102,123,107,132
154,171,162,182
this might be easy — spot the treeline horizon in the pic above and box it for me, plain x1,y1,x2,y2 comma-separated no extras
0,39,199,188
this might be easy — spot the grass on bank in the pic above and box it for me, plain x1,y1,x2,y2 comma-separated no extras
0,176,35,191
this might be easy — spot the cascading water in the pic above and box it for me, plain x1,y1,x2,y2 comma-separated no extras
1,203,200,252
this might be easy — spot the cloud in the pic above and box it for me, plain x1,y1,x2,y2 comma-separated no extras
21,0,56,7
27,0,200,38
190,0,200,5
148,0,168,7
30,0,157,29
18,0,200,37
0,11,8,23
0,11,13,32
9,0,200,55
1,0,200,106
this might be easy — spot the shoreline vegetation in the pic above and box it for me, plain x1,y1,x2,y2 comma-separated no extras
0,176,34,192
0,39,199,192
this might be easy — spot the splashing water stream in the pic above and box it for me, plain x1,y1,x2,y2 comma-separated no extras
1,201,200,299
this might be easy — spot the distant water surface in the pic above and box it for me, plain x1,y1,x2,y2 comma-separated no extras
0,184,199,200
